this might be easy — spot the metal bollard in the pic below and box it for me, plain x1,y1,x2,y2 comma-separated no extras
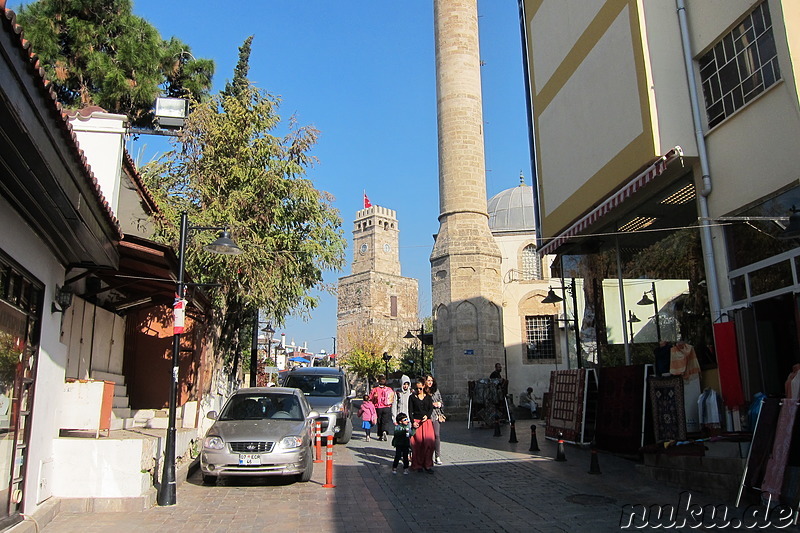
555,431,567,462
314,421,323,463
529,424,540,452
322,435,336,488
508,420,518,443
588,440,601,474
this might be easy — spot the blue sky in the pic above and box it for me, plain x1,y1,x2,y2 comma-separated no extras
127,1,532,355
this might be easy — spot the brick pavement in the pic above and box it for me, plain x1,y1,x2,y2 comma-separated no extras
35,419,746,533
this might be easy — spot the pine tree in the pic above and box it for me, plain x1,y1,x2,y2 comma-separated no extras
16,0,214,126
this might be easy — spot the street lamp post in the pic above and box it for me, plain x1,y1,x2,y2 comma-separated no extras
404,325,426,376
382,352,392,378
157,212,241,507
637,282,661,342
262,322,275,382
628,310,641,345
541,278,582,369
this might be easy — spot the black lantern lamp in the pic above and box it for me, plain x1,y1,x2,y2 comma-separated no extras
381,352,392,378
628,310,641,344
637,282,661,342
51,285,74,314
541,279,581,368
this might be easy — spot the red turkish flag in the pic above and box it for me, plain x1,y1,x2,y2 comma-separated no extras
364,192,372,209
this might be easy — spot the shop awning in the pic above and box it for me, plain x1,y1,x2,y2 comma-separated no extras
539,147,684,256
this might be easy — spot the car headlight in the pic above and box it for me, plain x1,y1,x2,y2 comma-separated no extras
204,436,224,450
326,402,344,414
279,436,303,449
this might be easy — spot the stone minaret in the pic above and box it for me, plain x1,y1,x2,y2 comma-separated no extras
431,0,504,416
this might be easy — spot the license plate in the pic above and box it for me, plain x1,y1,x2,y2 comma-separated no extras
239,454,261,465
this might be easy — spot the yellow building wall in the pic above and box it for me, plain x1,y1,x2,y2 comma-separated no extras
522,0,695,240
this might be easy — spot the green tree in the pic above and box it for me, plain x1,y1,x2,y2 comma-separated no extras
339,328,396,385
142,37,345,372
16,0,214,125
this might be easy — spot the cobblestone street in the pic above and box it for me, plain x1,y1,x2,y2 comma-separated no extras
34,419,744,533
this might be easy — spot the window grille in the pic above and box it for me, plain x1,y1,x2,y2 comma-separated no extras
699,1,780,129
521,244,541,280
525,315,555,360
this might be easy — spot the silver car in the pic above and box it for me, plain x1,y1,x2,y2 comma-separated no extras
200,387,329,484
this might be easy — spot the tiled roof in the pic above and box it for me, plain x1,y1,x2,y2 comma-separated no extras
122,150,163,218
1,3,123,239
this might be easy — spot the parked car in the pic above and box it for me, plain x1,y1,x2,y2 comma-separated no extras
282,367,354,443
200,387,329,485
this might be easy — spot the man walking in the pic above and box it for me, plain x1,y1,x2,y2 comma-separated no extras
369,375,395,441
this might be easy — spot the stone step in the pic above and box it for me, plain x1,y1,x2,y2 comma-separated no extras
113,383,127,398
112,396,129,409
112,407,131,419
91,370,125,385
109,417,137,431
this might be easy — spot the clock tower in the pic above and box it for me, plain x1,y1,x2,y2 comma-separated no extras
337,205,418,359
351,205,401,276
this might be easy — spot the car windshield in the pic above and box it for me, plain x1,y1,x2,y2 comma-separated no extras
284,375,343,397
219,393,304,421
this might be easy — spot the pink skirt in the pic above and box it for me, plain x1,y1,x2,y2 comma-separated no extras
410,418,435,470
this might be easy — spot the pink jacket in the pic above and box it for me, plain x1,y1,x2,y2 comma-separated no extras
358,400,377,422
368,385,395,409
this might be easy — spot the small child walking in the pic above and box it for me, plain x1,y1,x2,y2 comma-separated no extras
391,412,416,474
357,395,377,441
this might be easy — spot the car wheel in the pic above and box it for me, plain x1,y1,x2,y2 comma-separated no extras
202,474,216,486
336,417,353,444
298,450,313,482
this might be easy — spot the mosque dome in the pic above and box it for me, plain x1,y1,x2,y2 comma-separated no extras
487,174,536,233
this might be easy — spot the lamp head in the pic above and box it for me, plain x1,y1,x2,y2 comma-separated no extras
541,288,563,304
628,311,641,323
637,292,654,306
203,230,243,255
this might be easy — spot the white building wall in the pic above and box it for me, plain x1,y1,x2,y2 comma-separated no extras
495,233,558,403
0,195,68,512
67,111,126,215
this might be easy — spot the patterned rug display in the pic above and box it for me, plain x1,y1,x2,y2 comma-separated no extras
545,369,586,442
595,365,647,454
648,375,686,442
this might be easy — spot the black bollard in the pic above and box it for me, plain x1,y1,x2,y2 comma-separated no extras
588,441,601,474
508,421,518,443
529,424,540,452
555,432,567,462
493,418,502,437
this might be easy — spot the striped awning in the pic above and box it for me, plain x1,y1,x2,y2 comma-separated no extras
538,147,683,256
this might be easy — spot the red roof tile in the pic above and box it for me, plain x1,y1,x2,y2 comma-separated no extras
1,5,123,239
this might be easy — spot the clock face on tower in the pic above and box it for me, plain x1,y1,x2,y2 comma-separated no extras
383,244,391,253
359,244,368,255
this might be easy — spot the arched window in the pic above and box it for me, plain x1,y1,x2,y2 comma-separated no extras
521,244,541,280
